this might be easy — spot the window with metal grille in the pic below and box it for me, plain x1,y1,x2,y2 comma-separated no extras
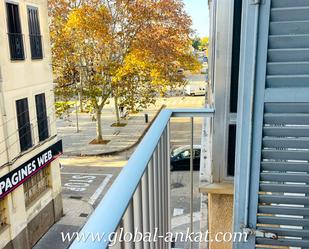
6,3,24,60
27,6,43,59
35,93,49,141
16,98,33,152
24,166,49,207
229,0,242,113
226,0,242,178
0,200,7,229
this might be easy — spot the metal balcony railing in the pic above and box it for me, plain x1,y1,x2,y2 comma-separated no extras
29,34,43,59
8,33,25,60
69,108,214,249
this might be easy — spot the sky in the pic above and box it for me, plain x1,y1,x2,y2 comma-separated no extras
182,0,209,38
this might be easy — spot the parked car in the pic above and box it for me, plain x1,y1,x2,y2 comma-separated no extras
170,145,201,171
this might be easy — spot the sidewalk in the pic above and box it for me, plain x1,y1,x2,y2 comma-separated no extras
57,106,161,156
33,198,93,249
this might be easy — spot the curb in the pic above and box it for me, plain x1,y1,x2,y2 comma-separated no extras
64,105,166,157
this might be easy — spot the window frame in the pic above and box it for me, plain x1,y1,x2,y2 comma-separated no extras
225,0,242,179
27,5,43,60
35,93,49,142
16,98,33,152
6,1,25,61
23,166,50,207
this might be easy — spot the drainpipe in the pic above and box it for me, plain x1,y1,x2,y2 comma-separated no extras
0,65,10,165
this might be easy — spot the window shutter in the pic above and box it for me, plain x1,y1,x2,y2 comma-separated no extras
6,3,24,60
234,0,309,248
35,93,49,142
256,0,309,247
16,98,32,152
28,7,43,59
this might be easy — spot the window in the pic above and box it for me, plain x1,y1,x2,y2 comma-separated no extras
35,93,49,141
0,200,7,229
6,3,24,60
16,98,32,152
227,124,237,176
229,0,243,113
24,167,49,207
27,6,43,59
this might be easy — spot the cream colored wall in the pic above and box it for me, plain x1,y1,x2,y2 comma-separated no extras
0,0,62,245
49,158,62,197
6,187,28,239
0,112,8,166
0,0,56,163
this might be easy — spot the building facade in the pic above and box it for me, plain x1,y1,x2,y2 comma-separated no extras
0,0,63,248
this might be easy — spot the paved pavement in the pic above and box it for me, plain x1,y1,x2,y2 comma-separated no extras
57,109,158,156
171,171,201,249
57,96,204,156
33,165,122,249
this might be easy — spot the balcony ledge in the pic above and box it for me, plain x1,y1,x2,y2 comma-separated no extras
199,182,234,195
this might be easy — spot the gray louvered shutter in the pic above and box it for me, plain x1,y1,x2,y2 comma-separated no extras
251,0,309,248
233,0,309,248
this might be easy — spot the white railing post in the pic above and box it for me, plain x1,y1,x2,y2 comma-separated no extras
142,168,150,249
190,117,194,249
133,183,143,249
123,201,134,249
153,147,160,249
167,123,171,248
148,158,155,249
162,129,168,249
165,128,170,249
158,138,163,248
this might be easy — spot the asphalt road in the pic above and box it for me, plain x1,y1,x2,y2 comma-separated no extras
61,166,122,207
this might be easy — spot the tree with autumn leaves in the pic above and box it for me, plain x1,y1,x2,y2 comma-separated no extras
49,0,200,143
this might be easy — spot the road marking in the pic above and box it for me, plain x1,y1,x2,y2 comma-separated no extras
62,172,113,203
88,174,112,206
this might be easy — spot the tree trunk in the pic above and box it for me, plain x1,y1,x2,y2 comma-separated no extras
78,90,83,113
95,109,103,142
78,72,83,112
114,95,121,124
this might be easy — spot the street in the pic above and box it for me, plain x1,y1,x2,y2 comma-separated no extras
35,89,206,249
